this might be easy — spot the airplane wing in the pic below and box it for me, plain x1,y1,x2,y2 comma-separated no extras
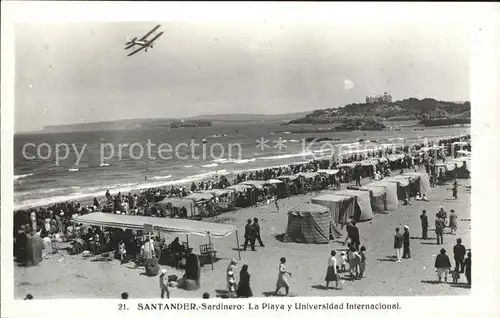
139,24,161,41
146,31,164,45
124,42,136,50
127,45,147,57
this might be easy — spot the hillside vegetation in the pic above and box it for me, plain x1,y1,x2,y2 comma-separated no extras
286,98,471,127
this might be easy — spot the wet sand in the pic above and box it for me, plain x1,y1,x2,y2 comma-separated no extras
15,175,471,298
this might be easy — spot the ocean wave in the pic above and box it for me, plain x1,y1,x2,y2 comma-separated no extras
211,158,256,164
14,169,231,210
149,175,172,181
257,151,313,160
202,163,218,168
14,173,34,181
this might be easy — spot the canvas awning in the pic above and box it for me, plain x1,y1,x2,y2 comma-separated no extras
226,184,252,192
201,189,234,196
72,212,243,267
264,179,283,184
185,192,215,202
337,162,358,168
296,172,319,179
316,169,340,175
239,180,266,188
276,175,299,181
72,212,236,238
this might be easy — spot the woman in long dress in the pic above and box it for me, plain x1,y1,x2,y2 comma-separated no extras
449,209,458,235
325,250,339,290
274,257,292,296
237,264,253,297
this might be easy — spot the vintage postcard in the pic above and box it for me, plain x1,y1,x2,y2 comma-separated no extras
2,2,499,318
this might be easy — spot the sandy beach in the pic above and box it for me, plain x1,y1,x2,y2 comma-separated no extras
14,173,471,299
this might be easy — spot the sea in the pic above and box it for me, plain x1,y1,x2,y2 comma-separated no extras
14,122,470,210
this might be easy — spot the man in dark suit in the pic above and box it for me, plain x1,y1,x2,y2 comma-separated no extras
253,218,265,247
453,238,466,273
243,219,256,251
420,210,429,239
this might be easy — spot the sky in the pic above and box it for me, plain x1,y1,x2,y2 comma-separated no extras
15,21,470,132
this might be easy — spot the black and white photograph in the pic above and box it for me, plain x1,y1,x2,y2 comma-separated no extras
2,2,500,317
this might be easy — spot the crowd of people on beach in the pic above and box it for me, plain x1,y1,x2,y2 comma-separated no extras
15,134,471,298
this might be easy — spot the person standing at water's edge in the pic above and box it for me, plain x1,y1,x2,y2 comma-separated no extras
420,210,429,239
243,219,256,251
253,218,265,247
402,226,411,259
275,257,292,296
394,228,403,262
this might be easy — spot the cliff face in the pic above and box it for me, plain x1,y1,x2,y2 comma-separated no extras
285,98,470,128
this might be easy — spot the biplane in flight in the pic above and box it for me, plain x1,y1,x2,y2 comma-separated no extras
125,25,164,56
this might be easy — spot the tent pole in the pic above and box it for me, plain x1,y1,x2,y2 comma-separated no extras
235,230,241,260
208,233,214,270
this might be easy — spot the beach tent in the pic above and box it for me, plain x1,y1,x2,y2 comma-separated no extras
72,212,242,268
370,180,399,210
157,198,198,217
283,203,333,244
384,176,411,201
185,192,214,202
335,189,373,222
404,172,432,196
360,183,388,212
311,193,356,227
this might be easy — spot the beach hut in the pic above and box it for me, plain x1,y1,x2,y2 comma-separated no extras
384,176,411,201
404,172,432,196
283,203,333,244
311,193,356,227
358,183,388,213
370,180,399,210
335,189,373,222
157,198,198,218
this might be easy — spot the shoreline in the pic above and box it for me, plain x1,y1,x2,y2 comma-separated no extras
14,133,470,212
14,171,471,298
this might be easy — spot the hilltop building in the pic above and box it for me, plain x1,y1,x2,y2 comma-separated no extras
366,92,392,104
